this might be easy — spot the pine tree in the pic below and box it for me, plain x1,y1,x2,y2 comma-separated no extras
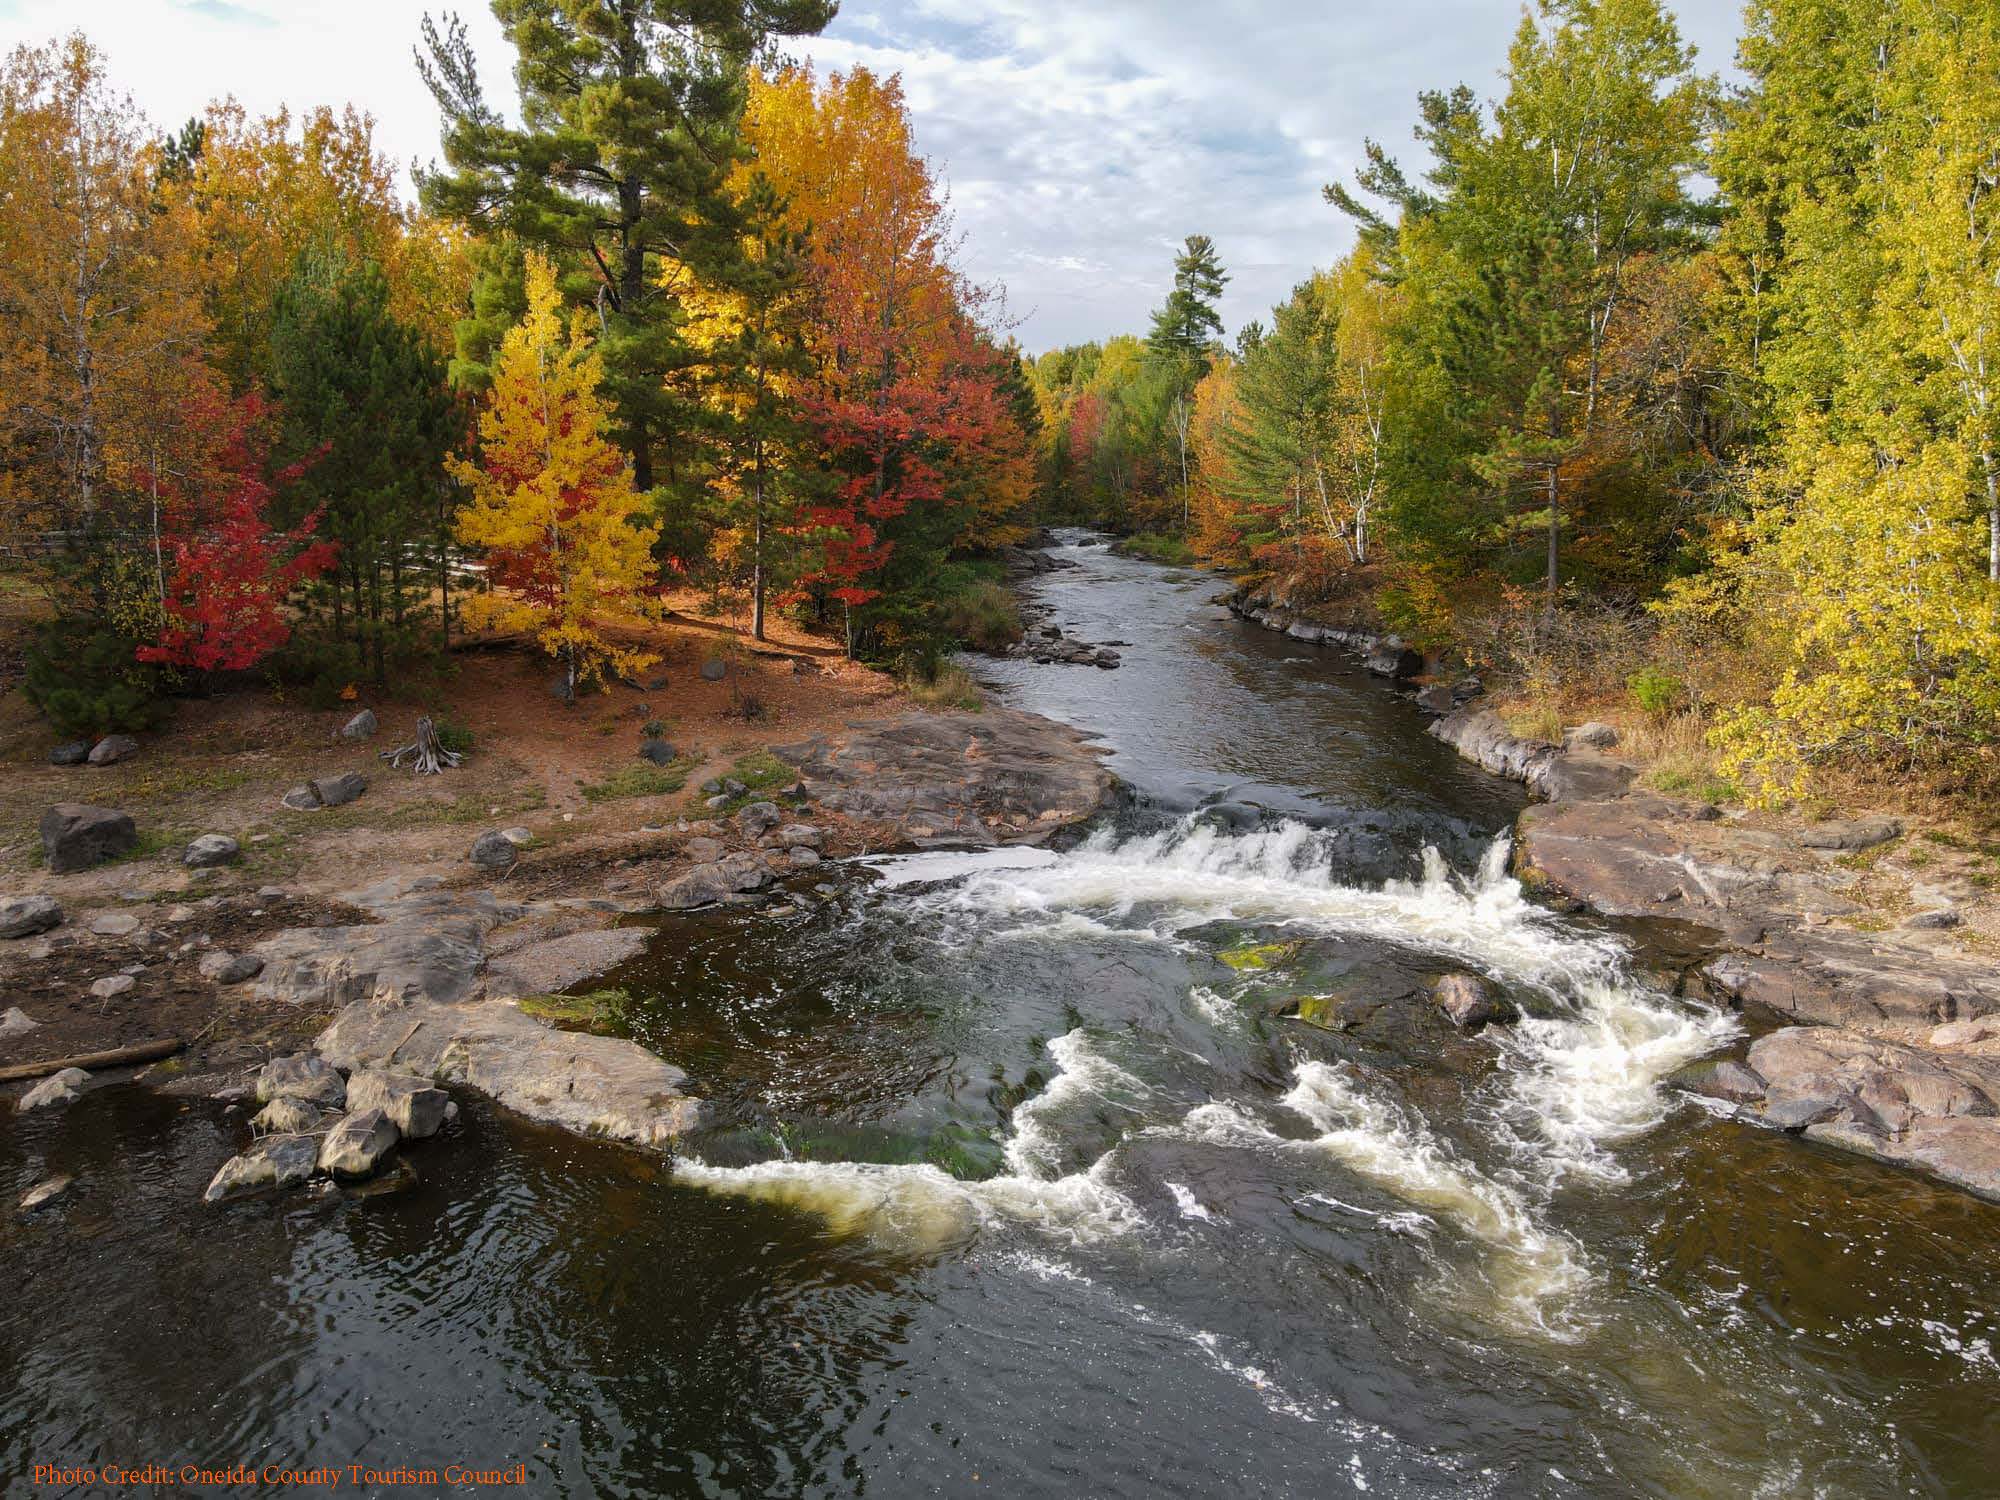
1145,234,1230,530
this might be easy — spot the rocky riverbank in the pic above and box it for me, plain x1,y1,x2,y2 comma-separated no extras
1223,578,2000,1202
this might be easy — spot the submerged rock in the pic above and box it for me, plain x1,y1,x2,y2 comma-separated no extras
204,1134,319,1202
19,1173,75,1212
319,1107,400,1178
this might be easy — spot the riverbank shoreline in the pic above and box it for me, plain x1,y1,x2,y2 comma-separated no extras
1220,577,2000,1202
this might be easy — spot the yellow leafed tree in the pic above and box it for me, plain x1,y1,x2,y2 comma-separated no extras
451,252,661,697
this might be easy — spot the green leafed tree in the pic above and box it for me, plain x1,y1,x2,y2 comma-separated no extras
1145,233,1230,529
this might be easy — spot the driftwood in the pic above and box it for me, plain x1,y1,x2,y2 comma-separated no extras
0,1037,184,1084
380,715,463,775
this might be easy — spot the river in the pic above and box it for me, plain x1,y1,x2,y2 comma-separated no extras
5,534,1999,1497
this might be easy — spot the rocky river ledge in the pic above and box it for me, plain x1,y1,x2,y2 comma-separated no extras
1227,582,2000,1202
6,706,1113,1206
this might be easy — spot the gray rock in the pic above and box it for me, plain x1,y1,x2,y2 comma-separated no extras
699,777,726,796
657,864,736,910
1797,816,1903,852
1364,639,1424,680
470,830,520,871
723,778,748,796
319,1106,400,1178
1428,709,1558,789
1092,648,1121,668
90,911,141,936
737,801,782,838
1564,721,1621,751
684,836,725,863
484,927,650,1001
183,833,240,868
19,1173,75,1211
788,846,821,867
50,741,90,766
89,974,135,999
1933,1016,2000,1047
704,794,731,812
1414,683,1455,714
252,1096,323,1133
638,739,678,766
256,1054,346,1109
250,904,489,1010
1666,1056,1767,1105
316,992,703,1150
282,771,366,811
197,950,263,984
341,708,378,740
772,824,822,849
1534,752,1639,804
0,1006,38,1037
344,1070,450,1139
204,1133,319,1202
40,804,137,873
1902,908,1963,931
1430,973,1516,1029
18,1068,90,1111
700,657,728,681
87,734,139,766
0,894,62,939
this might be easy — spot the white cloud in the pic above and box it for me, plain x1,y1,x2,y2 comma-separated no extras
0,0,1747,349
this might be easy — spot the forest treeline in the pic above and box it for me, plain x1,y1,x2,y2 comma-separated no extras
0,2,1035,735
1028,0,2000,806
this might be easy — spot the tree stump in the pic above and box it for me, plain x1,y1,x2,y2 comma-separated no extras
380,716,463,775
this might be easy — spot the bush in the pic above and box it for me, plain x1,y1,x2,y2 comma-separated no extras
267,635,367,710
1627,667,1686,719
904,659,983,711
435,720,476,755
1119,533,1196,566
23,616,170,738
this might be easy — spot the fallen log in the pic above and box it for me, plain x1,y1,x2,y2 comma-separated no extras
0,1037,184,1084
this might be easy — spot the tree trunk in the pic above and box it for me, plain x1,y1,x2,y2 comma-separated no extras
1545,459,1561,622
751,438,767,641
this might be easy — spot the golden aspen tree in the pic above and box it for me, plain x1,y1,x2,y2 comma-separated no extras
451,252,661,698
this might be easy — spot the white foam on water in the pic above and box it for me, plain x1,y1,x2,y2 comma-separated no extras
858,845,1060,889
673,1030,1143,1251
1165,1182,1217,1222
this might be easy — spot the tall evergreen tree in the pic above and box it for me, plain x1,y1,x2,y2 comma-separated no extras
1145,233,1230,529
415,0,835,496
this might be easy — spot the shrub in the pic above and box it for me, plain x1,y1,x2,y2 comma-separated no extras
435,720,476,755
938,580,1022,651
23,616,170,738
641,718,667,740
904,660,983,711
1627,667,1686,719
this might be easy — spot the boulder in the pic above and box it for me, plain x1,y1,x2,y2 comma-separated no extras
40,804,137,874
700,657,727,682
252,1096,323,1134
1092,648,1122,669
87,734,139,766
18,1068,90,1111
737,801,782,838
90,911,140,936
469,830,520,871
1534,752,1639,804
89,974,134,999
316,993,703,1150
197,950,263,985
1430,973,1516,1029
255,1054,345,1109
344,1069,450,1139
1427,709,1557,788
1363,639,1424,680
788,847,821,868
250,910,487,1009
1564,722,1621,752
341,709,378,741
1797,816,1903,852
684,836,726,863
281,771,366,811
0,894,62,939
0,1006,38,1037
183,833,240,868
319,1106,400,1178
1414,683,1455,714
1666,1056,1768,1106
19,1173,75,1212
1933,1016,2000,1048
49,742,90,767
203,1134,319,1202
638,739,678,767
1902,909,1963,931
772,824,822,849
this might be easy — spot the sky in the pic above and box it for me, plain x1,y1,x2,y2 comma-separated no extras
0,0,1750,352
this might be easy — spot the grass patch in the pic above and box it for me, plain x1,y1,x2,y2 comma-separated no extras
517,988,632,1034
120,764,256,802
580,756,700,804
1119,533,1196,566
939,580,1021,651
1644,764,1742,806
904,661,984,712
